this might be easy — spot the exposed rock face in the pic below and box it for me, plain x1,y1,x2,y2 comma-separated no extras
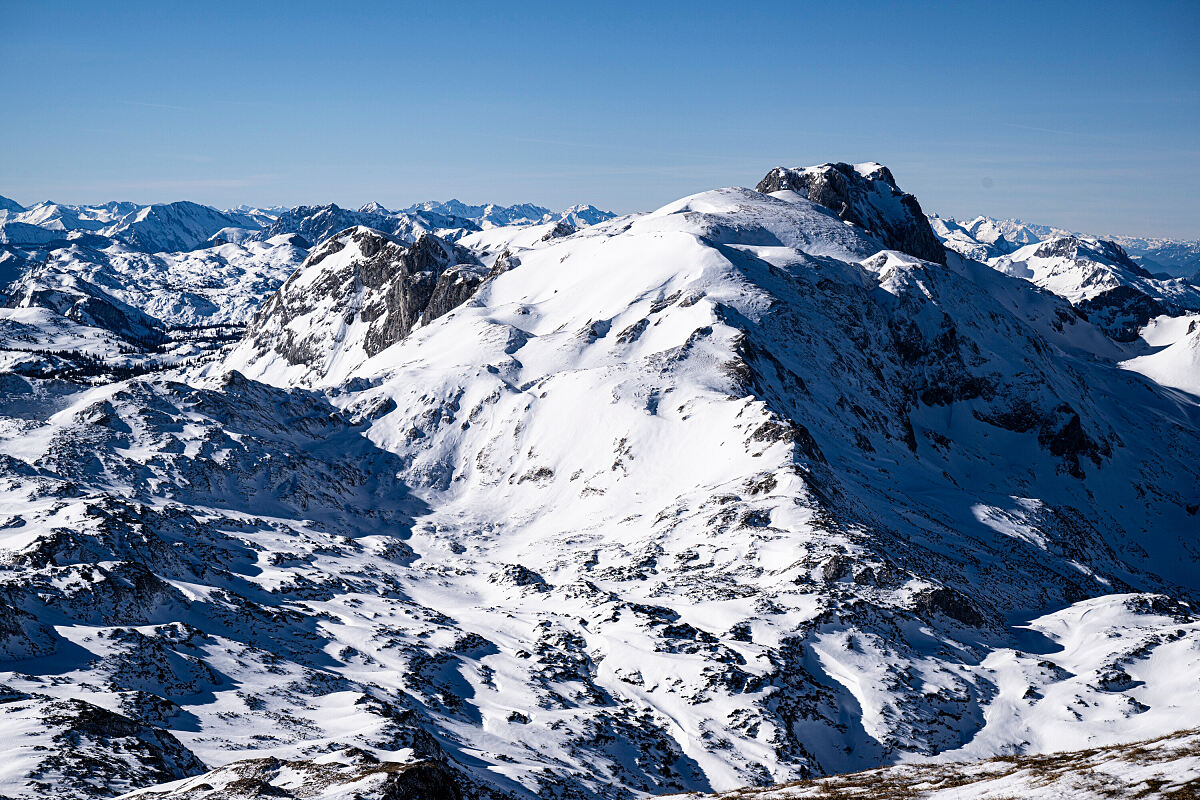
756,162,946,263
1077,285,1173,342
227,227,487,383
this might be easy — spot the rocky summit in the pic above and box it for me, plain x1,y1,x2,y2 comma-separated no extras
0,166,1197,800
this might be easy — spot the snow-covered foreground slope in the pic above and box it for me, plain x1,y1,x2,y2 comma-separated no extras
0,170,1198,800
680,726,1200,800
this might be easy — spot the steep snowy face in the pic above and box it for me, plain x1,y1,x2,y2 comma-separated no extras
0,195,24,214
14,201,133,232
0,220,67,246
224,227,486,385
1121,312,1200,394
756,162,945,263
4,201,247,253
992,236,1200,340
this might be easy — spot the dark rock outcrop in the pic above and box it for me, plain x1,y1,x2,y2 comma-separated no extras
242,227,487,375
756,162,946,264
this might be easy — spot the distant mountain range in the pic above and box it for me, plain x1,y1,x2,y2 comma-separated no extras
0,195,616,254
930,213,1200,278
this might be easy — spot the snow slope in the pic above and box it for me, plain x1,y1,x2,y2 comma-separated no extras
681,726,1200,800
1121,313,1200,395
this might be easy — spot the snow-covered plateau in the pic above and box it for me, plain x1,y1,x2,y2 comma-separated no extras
0,168,1197,800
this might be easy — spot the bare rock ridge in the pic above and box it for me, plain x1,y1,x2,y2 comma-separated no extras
234,226,487,381
756,162,946,264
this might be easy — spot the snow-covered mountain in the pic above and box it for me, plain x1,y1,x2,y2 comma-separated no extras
926,215,1200,342
0,234,309,382
0,195,616,259
261,201,616,247
0,165,1197,800
0,200,235,253
930,213,1200,279
95,201,241,252
1110,235,1200,279
12,200,138,232
991,236,1200,340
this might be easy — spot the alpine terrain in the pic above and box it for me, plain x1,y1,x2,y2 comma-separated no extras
0,165,1197,800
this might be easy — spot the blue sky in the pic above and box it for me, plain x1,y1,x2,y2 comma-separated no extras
2,0,1197,237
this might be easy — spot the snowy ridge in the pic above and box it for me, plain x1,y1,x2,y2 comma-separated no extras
0,195,25,214
97,202,240,252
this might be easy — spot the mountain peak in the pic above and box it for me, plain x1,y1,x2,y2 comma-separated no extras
756,162,945,263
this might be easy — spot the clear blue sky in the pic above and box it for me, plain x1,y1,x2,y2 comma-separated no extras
2,0,1197,237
